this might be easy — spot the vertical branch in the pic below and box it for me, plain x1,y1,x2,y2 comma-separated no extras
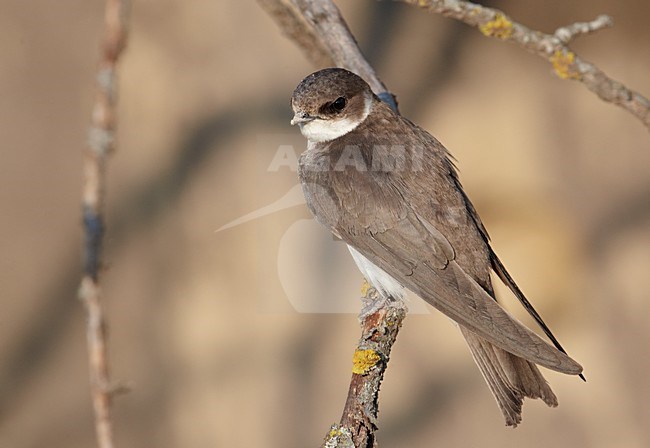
80,1,130,448
323,287,407,448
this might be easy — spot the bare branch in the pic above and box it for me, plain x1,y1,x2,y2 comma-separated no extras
80,1,130,447
553,14,613,44
258,0,333,67
403,0,650,129
321,286,407,448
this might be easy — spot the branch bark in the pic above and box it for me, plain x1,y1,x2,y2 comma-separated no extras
80,1,130,447
403,0,650,130
258,0,398,110
323,286,407,448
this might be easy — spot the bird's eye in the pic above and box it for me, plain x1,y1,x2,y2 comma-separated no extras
319,97,348,115
332,97,346,112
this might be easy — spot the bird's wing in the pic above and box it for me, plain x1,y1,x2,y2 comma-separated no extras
301,144,582,374
298,109,581,375
342,206,581,375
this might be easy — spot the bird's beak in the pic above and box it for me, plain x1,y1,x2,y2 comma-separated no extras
291,112,316,126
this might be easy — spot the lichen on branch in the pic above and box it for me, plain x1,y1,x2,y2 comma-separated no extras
404,0,650,129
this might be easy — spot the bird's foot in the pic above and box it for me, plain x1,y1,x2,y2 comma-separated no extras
359,280,406,320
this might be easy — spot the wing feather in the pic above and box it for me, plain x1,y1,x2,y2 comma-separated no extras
348,216,582,374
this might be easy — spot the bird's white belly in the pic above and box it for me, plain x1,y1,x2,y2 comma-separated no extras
347,245,405,299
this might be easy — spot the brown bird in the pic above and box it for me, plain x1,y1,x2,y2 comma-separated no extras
290,68,583,427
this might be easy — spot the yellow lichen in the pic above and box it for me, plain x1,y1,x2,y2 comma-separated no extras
550,50,581,80
360,279,371,297
323,425,352,447
352,349,380,375
479,14,513,39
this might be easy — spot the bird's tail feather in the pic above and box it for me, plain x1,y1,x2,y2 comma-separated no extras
460,326,557,427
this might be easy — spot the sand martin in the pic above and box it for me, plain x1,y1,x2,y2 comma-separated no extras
290,68,582,426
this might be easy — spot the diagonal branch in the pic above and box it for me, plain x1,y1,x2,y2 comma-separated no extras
323,286,407,448
259,1,405,445
258,0,398,110
80,1,130,447
403,0,650,130
257,0,333,67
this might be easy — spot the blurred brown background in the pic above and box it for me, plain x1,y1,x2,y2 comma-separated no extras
1,0,649,447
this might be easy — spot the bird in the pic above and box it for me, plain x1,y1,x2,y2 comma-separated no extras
290,67,583,427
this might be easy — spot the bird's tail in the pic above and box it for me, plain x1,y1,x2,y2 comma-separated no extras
460,326,558,427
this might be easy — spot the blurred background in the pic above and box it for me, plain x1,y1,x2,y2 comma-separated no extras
1,0,649,446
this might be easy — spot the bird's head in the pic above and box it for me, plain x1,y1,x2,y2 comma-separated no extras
290,68,373,143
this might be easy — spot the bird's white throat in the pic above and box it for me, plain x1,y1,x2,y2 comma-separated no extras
299,93,372,143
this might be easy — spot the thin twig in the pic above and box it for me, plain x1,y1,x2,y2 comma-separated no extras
403,0,650,130
80,1,130,447
553,14,613,44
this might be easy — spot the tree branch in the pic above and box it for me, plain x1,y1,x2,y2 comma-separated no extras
260,1,405,445
402,0,650,130
323,286,407,448
258,0,333,67
80,1,130,447
258,0,399,110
